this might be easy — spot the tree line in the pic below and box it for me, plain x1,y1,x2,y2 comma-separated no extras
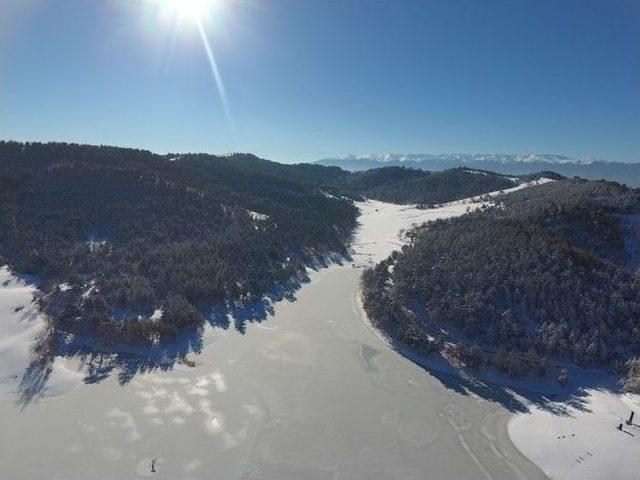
362,178,640,391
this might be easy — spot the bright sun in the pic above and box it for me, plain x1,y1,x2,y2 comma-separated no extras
162,0,216,20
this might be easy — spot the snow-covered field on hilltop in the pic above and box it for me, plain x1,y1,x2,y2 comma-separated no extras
353,177,556,264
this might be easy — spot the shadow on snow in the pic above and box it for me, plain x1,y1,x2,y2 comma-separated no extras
391,338,618,416
17,253,349,407
17,247,615,417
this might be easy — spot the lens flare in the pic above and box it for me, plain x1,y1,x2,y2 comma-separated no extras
195,17,232,126
155,0,232,126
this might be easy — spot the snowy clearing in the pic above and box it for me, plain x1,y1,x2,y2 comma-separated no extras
247,210,269,221
510,389,640,480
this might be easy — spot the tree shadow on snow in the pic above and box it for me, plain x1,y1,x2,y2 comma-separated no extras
17,252,351,407
16,325,204,408
393,340,619,417
205,272,309,334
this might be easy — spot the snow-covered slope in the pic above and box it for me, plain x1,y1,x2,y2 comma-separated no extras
0,266,81,400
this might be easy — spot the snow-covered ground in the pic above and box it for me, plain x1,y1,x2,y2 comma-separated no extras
247,210,269,221
510,389,640,480
0,266,81,401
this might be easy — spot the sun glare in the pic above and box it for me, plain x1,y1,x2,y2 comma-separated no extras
162,0,216,20
151,0,232,126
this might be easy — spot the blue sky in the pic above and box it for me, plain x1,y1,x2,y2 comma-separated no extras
2,0,639,163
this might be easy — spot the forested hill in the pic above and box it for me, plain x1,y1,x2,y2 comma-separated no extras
0,141,359,344
1,141,541,349
326,166,548,205
343,168,515,205
362,178,640,391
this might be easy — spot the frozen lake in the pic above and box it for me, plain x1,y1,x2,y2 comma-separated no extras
0,199,546,480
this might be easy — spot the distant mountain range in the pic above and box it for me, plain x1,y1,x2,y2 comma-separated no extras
316,153,640,187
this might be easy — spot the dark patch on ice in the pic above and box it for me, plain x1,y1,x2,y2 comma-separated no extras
359,343,379,372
